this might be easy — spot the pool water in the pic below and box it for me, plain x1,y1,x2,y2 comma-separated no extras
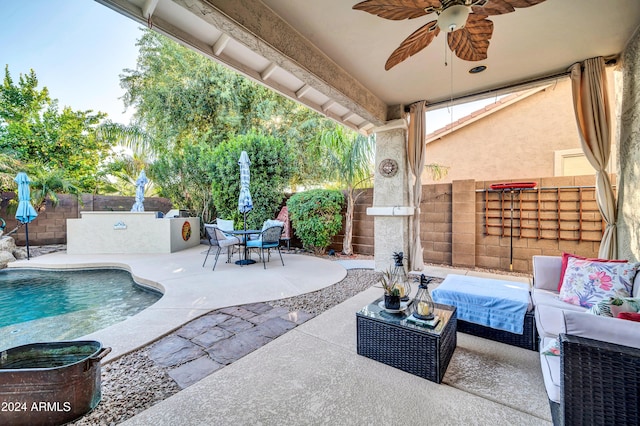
0,269,161,350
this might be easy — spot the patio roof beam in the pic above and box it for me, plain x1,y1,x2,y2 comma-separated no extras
295,84,312,99
322,100,337,113
142,0,159,18
260,63,278,81
212,33,231,56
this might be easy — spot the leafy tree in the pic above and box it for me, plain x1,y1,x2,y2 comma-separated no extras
120,30,332,189
0,66,113,193
151,140,217,224
320,125,375,255
287,189,344,254
210,132,295,230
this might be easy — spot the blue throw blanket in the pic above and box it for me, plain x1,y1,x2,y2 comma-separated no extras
432,274,531,334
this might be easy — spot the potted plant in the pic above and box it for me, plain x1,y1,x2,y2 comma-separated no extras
380,269,401,310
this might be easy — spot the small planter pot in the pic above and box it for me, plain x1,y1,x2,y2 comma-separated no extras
384,294,401,310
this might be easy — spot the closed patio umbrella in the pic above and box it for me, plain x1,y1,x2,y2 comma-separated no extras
238,151,253,231
131,170,148,212
14,172,38,260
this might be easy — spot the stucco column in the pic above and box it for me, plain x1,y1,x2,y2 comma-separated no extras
367,119,412,271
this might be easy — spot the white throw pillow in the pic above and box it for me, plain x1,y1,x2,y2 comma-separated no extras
216,218,235,233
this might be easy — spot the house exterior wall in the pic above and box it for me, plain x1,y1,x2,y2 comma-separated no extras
422,74,617,184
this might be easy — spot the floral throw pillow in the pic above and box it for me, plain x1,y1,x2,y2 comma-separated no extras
588,297,640,317
557,252,627,291
541,339,560,356
558,257,640,308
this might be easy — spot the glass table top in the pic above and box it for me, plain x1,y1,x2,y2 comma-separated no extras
357,297,455,336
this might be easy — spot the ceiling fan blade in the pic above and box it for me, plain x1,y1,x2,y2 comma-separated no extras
352,0,442,20
472,0,547,16
447,14,493,61
385,20,440,70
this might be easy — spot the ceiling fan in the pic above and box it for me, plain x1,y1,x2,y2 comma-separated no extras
352,0,547,70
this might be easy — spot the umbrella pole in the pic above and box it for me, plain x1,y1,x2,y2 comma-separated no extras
25,223,30,260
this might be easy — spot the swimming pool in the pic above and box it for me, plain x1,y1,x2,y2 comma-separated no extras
0,268,162,350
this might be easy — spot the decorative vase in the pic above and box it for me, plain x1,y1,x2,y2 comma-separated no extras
384,294,401,310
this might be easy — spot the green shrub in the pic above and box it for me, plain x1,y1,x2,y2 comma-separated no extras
287,189,344,254
210,132,295,230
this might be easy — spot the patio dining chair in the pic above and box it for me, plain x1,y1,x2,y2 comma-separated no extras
203,225,241,271
245,225,284,269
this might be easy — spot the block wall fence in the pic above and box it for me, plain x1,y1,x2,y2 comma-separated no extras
330,174,606,273
0,174,605,273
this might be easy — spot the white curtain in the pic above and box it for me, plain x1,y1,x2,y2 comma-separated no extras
406,101,427,270
570,57,617,259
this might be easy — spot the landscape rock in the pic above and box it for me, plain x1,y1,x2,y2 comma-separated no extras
0,250,16,269
0,236,16,252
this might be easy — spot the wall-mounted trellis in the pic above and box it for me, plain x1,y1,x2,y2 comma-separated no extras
484,186,604,242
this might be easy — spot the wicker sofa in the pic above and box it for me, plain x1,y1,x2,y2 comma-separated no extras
532,255,640,425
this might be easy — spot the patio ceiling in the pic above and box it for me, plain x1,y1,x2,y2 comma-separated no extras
96,0,640,134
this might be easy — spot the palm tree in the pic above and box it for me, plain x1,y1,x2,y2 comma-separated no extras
98,121,159,196
3,164,80,237
320,125,375,255
24,165,80,212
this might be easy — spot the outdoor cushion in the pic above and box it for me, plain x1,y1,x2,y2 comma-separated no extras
539,335,561,404
532,255,563,292
557,252,628,291
216,218,235,237
534,302,585,339
262,219,284,231
558,257,639,308
563,310,640,350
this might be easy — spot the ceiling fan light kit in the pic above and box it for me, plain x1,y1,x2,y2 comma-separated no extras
437,5,471,32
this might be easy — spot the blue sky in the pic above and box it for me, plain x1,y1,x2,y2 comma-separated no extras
1,0,142,124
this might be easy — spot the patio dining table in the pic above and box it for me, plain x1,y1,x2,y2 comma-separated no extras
229,229,261,265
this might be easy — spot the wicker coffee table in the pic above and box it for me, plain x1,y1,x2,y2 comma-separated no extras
356,298,457,383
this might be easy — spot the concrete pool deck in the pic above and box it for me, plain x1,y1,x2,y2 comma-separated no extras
8,245,347,361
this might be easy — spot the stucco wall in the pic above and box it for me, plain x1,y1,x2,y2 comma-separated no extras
422,75,617,184
618,27,640,262
1,194,173,246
